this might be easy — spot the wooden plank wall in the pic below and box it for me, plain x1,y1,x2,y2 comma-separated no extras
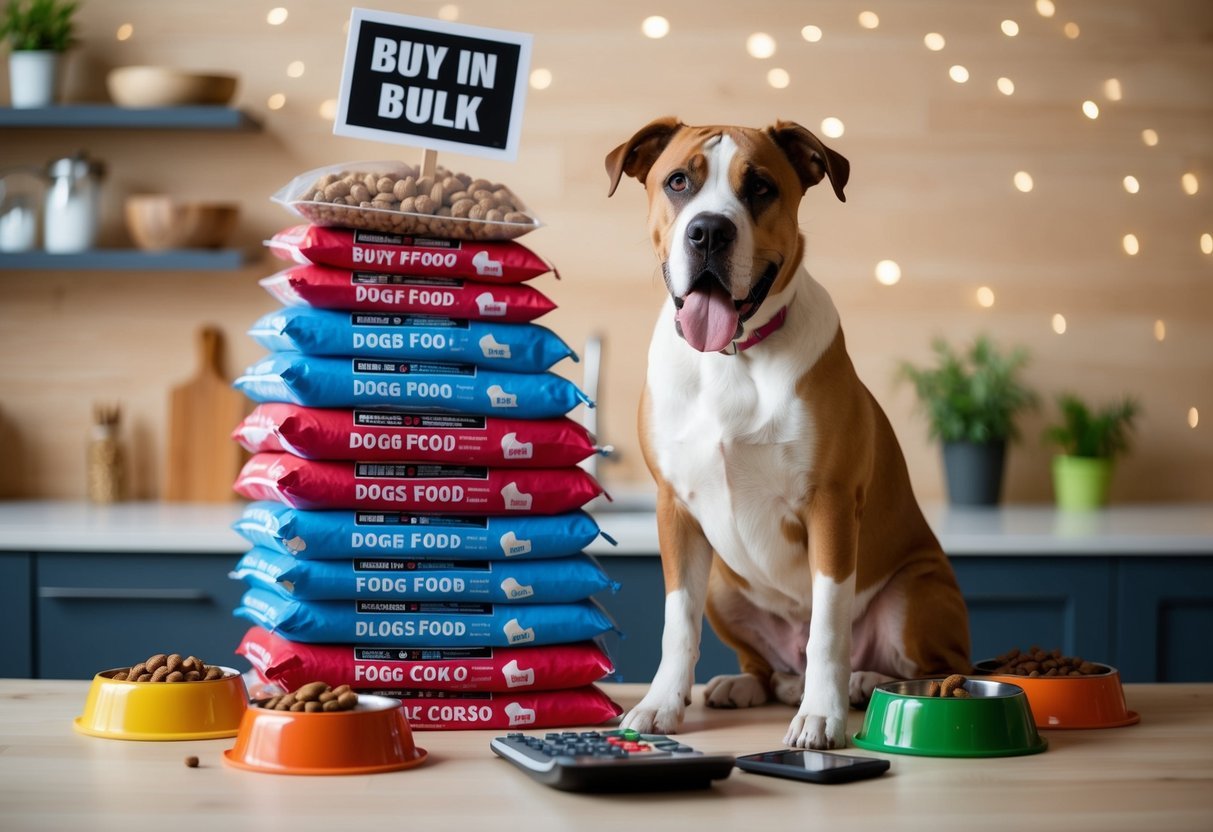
0,0,1209,502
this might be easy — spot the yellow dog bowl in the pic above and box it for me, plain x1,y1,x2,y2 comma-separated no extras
74,666,248,741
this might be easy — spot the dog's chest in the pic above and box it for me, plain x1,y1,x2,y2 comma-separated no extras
650,352,816,603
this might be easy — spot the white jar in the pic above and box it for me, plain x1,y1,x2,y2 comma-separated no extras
44,152,106,253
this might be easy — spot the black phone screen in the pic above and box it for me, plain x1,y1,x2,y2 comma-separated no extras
747,750,865,770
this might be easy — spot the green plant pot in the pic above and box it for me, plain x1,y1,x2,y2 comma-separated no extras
1052,455,1113,510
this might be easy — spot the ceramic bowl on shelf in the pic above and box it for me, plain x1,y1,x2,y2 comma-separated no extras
106,66,238,108
124,195,238,250
852,678,1047,758
974,659,1140,729
223,694,428,776
74,665,248,741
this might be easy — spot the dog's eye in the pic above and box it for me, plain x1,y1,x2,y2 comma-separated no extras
666,172,689,193
750,178,773,198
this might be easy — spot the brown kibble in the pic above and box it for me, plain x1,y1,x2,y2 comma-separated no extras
940,674,966,698
324,180,351,200
319,691,336,703
1079,662,1099,675
332,685,351,696
926,680,941,698
204,667,224,681
290,701,307,712
399,196,417,214
113,671,129,681
323,700,342,712
296,682,327,702
394,177,417,200
166,654,183,673
451,198,474,218
151,666,170,683
430,183,446,205
263,696,281,710
951,688,971,699
145,654,167,672
137,674,152,682
503,211,531,225
128,662,147,679
304,701,322,713
337,691,358,709
485,208,504,223
1029,670,1041,677
185,756,199,768
350,183,371,203
413,195,436,214
166,671,185,683
468,204,487,221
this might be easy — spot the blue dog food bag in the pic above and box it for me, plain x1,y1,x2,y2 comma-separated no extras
234,353,592,419
231,547,619,603
248,308,576,373
234,585,617,646
232,501,608,559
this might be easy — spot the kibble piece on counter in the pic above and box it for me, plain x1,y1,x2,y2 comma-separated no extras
184,756,199,768
112,653,226,683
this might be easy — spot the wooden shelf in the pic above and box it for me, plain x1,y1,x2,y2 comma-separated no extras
0,249,247,271
0,105,259,130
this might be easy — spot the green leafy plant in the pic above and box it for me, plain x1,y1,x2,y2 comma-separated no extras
898,334,1038,444
1,0,78,52
1044,393,1141,460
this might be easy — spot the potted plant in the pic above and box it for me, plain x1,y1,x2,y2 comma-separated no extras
1,0,78,108
1044,393,1141,510
898,335,1037,506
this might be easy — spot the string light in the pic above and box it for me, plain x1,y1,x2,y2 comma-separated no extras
1154,320,1166,342
1123,176,1140,194
820,117,844,138
116,23,133,41
267,93,286,110
1001,20,1020,37
437,4,459,21
529,68,552,90
1201,233,1213,255
875,260,901,286
267,7,288,25
1082,100,1100,119
286,61,304,78
318,99,337,119
1014,171,1034,193
642,16,669,39
1036,0,1056,17
924,33,945,51
801,25,823,42
746,33,776,58
949,65,969,83
977,287,995,308
767,68,790,89
1122,234,1140,256
1104,79,1123,100
997,77,1015,95
1063,22,1080,39
1052,314,1067,334
1142,129,1159,146
1190,408,1201,429
1181,173,1199,195
858,11,880,29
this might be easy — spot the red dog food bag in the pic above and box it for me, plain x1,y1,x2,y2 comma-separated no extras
233,404,600,468
237,626,616,693
260,265,557,322
266,224,554,283
382,688,621,731
232,452,604,514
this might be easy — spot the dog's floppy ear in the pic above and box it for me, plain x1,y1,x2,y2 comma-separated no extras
766,120,850,202
605,117,683,197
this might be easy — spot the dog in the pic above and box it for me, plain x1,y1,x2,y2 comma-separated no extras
604,118,971,749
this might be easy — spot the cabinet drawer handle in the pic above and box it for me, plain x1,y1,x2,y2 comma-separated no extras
39,587,213,602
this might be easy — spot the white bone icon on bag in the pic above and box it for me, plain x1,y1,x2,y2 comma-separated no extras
499,530,532,557
479,333,512,360
475,292,507,317
472,250,504,278
505,701,536,726
500,432,533,460
500,482,533,511
503,617,536,644
500,576,534,600
486,384,518,408
502,659,536,688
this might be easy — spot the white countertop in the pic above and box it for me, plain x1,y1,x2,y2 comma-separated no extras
0,500,1209,556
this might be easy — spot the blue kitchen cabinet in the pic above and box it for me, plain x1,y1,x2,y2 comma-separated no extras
0,554,33,677
35,553,248,680
1115,558,1213,683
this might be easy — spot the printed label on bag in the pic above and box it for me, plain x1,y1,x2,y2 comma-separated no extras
354,463,490,480
354,512,490,529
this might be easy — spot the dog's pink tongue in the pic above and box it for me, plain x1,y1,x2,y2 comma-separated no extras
677,282,739,353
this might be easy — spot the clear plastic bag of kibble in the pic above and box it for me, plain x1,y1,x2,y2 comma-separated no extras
272,160,542,241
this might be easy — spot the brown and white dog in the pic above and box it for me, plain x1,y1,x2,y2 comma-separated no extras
605,118,971,749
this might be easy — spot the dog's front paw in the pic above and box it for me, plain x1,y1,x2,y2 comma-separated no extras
621,695,687,735
704,673,769,709
783,709,848,750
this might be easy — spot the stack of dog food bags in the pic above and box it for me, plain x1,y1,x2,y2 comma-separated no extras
226,162,623,731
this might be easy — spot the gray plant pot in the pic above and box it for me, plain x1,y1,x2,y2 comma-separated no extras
942,440,1006,506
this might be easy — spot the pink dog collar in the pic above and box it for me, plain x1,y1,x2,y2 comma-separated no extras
725,306,788,354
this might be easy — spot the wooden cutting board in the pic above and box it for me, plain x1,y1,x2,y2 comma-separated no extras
165,326,248,502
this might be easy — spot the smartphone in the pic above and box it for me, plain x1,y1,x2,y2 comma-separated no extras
734,749,890,784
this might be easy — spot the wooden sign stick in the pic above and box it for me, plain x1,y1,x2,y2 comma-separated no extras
421,148,438,179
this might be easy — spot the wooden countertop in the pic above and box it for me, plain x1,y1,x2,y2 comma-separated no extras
1,681,1210,830
0,500,1211,556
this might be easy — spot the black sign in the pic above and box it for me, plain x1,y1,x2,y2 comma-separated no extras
335,9,532,161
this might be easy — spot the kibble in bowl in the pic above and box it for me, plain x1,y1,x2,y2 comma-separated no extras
273,160,541,241
975,648,1140,729
74,661,248,741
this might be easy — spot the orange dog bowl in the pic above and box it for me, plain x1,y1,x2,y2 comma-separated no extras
223,694,427,775
74,666,248,741
975,659,1140,729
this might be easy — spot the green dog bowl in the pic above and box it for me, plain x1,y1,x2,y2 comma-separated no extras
853,679,1047,758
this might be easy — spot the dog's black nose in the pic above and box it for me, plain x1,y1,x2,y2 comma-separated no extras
686,213,737,254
